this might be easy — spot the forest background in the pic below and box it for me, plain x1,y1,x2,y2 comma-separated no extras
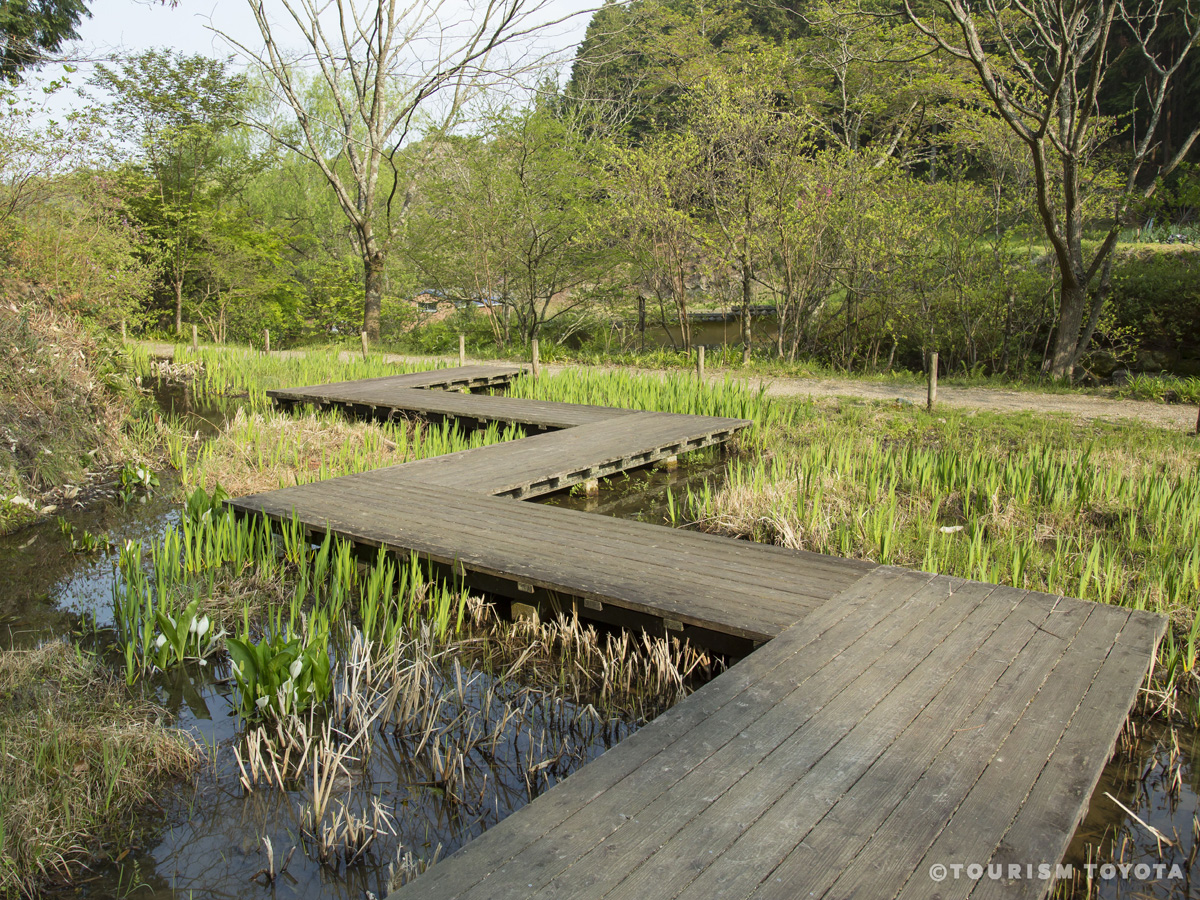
2,0,1200,384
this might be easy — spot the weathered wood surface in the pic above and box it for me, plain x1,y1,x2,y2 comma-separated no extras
386,411,749,498
229,480,873,642
389,570,1164,900
266,364,526,403
267,366,651,430
233,365,1166,900
278,383,641,430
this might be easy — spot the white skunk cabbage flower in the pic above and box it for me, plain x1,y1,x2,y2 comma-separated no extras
255,696,270,710
154,634,168,650
289,659,304,680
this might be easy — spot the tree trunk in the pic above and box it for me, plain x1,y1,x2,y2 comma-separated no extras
740,253,752,350
1068,254,1116,374
174,279,184,335
1048,278,1088,379
363,251,385,342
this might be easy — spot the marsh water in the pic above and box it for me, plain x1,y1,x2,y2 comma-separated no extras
2,383,1197,898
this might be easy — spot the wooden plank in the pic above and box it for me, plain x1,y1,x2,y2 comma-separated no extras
234,471,870,594
277,383,644,429
229,482,871,639
348,478,868,599
966,609,1166,900
742,588,1088,900
385,412,749,498
494,576,990,900
266,364,527,402
392,568,936,900
527,577,1010,900
885,602,1137,900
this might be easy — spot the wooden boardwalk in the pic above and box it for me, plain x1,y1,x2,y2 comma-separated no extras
267,366,643,431
231,480,874,644
394,569,1162,900
226,364,1166,899
388,412,748,498
268,364,526,401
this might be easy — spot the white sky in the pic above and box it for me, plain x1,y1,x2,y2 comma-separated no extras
22,0,595,117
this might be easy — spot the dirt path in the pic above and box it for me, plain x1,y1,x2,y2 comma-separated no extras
756,376,1199,431
140,341,1199,432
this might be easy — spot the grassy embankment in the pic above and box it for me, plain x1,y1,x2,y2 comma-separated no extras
0,300,161,535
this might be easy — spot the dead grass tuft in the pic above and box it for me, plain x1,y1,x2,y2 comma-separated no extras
0,642,200,896
190,409,410,497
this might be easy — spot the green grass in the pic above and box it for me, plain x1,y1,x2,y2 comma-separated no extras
1117,373,1200,405
509,367,777,429
128,343,456,412
679,401,1199,618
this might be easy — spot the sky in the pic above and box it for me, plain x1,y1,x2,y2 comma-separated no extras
22,0,596,117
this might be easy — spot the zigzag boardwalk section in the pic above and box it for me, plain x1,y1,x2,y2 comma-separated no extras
267,366,639,431
226,365,1166,900
386,411,748,498
267,364,526,402
230,480,874,645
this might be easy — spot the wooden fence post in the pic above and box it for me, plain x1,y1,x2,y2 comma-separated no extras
531,339,540,383
459,333,466,367
191,324,198,353
264,328,270,355
697,345,705,381
361,330,369,361
927,351,939,411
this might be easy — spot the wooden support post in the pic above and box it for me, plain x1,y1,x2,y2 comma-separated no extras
120,318,126,343
927,351,939,411
191,323,198,353
511,601,538,621
263,328,270,355
531,339,540,381
459,333,466,367
583,478,599,497
663,454,678,470
361,330,369,361
697,345,705,381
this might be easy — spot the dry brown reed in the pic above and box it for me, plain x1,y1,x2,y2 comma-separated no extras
187,408,410,497
387,842,443,891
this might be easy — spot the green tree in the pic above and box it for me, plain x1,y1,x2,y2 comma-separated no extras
195,209,296,344
687,57,791,353
606,133,705,351
0,0,88,82
565,0,775,140
411,109,608,345
903,0,1200,378
227,0,563,343
91,50,249,334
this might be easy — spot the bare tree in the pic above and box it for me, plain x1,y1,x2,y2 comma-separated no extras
902,0,1200,378
222,0,570,340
